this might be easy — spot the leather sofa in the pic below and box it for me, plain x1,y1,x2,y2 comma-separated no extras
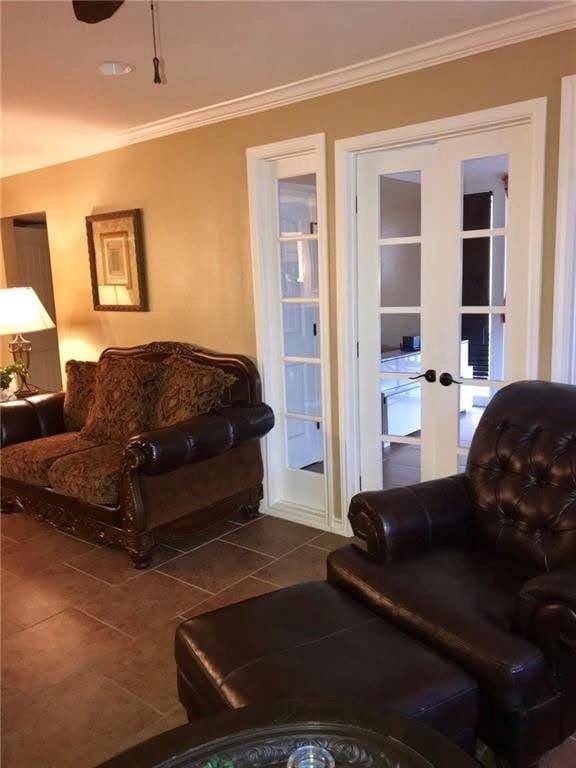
0,342,274,566
328,380,576,768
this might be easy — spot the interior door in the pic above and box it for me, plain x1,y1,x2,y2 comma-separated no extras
267,160,326,512
356,123,532,490
435,126,531,476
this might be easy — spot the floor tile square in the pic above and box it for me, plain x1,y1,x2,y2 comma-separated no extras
182,576,280,619
254,544,328,587
79,571,208,637
98,620,182,714
1,671,158,768
221,516,320,557
159,518,239,552
1,563,106,631
68,543,179,585
2,608,127,694
1,685,33,734
0,513,50,543
1,530,97,579
158,540,273,593
309,531,354,551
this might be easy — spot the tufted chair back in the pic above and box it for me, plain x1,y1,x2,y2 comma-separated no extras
467,380,576,572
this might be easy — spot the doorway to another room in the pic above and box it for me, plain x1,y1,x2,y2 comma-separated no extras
1,212,61,391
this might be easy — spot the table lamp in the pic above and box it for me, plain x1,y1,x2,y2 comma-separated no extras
0,287,56,396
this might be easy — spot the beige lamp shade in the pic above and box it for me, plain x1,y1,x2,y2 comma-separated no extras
0,287,55,335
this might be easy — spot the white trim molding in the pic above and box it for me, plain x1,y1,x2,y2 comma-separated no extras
247,133,342,534
3,4,573,177
335,98,547,513
552,75,576,384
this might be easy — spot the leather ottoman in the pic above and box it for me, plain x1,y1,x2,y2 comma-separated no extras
175,581,478,753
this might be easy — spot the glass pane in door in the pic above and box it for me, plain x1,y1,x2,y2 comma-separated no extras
280,240,319,298
457,453,468,473
278,175,317,235
459,385,497,448
382,442,421,489
380,314,421,373
380,171,421,238
284,362,322,417
461,236,506,306
286,417,323,473
381,380,421,437
380,244,421,307
460,313,506,380
461,155,508,229
282,304,320,358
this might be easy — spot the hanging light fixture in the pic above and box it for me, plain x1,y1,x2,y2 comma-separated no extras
150,0,162,84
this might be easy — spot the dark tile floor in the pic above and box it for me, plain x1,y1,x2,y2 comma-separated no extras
1,511,575,767
0,511,345,767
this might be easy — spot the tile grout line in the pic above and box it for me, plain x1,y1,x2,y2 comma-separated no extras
177,571,284,619
176,536,327,607
95,669,173,719
72,606,137,640
157,569,216,597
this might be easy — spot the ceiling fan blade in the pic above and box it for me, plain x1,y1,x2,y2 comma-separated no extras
73,1,125,24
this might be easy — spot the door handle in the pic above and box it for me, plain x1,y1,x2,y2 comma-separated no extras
439,372,463,386
409,369,436,383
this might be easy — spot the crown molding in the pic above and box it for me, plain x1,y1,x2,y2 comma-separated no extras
3,3,575,178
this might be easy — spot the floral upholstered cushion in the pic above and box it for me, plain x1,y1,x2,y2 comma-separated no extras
0,433,101,487
48,443,123,506
81,356,161,443
64,360,97,431
153,355,236,429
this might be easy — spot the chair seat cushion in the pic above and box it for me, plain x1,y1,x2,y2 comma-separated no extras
176,581,478,750
48,443,123,506
328,546,554,711
1,432,100,486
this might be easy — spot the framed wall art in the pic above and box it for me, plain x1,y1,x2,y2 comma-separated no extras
85,209,148,311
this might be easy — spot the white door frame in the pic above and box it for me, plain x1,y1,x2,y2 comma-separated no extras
247,133,338,532
552,75,576,384
335,98,547,512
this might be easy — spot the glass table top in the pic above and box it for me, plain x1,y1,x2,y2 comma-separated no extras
166,723,434,768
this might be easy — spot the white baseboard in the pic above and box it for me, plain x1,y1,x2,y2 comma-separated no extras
264,501,350,536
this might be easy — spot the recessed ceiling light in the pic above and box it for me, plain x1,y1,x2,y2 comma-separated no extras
98,61,133,76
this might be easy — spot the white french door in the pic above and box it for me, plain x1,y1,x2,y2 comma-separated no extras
357,123,532,490
248,135,335,531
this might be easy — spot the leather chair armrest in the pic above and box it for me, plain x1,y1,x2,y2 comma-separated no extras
0,392,66,447
349,474,473,563
516,568,576,656
126,404,274,476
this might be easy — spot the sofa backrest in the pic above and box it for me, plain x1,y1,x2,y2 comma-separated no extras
467,380,576,572
99,341,262,407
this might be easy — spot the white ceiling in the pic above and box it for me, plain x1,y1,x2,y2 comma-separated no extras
0,0,562,177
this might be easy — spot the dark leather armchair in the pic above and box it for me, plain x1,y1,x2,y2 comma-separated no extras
328,381,576,768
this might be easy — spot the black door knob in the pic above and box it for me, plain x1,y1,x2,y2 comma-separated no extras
409,369,436,383
439,372,463,386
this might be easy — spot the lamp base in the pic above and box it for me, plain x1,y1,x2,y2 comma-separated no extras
14,381,42,399
8,333,39,398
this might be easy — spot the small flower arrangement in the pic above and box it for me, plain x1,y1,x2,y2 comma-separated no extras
0,362,27,394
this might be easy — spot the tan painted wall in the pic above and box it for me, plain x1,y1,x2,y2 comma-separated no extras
1,30,575,512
